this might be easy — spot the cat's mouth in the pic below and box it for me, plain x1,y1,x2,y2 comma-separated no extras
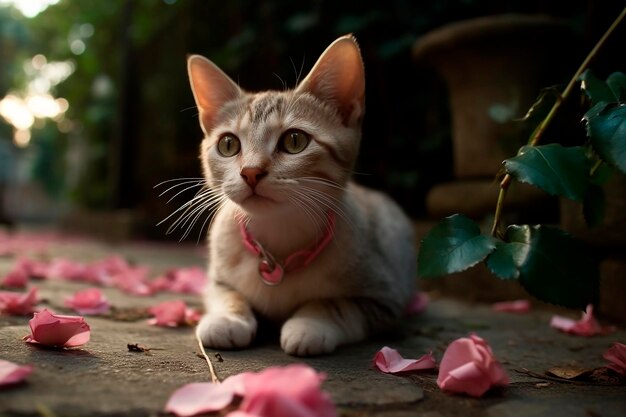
241,190,276,206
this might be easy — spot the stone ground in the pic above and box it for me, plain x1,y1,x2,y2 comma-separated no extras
1,236,625,417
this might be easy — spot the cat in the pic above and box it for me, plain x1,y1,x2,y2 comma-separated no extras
186,35,416,356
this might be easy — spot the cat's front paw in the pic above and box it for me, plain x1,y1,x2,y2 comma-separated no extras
196,312,257,349
280,317,339,356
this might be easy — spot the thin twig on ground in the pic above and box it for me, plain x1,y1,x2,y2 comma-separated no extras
195,332,220,383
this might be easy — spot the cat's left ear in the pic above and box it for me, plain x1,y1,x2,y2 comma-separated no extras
296,35,365,127
187,55,242,135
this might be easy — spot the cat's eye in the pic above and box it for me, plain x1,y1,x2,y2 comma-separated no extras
217,134,241,157
278,130,310,154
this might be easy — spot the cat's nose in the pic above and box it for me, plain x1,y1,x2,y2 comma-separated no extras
240,167,268,189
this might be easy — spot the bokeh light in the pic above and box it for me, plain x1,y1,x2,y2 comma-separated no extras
0,0,60,18
1,53,74,147
13,129,31,148
0,95,35,130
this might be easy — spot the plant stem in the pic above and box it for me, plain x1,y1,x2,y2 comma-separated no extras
590,159,603,177
490,6,626,237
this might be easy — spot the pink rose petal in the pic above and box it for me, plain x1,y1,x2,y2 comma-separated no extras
83,256,132,286
165,374,246,417
437,334,509,397
64,288,111,315
151,267,206,295
405,291,429,315
111,267,152,296
148,300,199,327
0,287,38,316
1,268,28,288
0,231,83,256
47,258,87,282
185,308,201,325
15,258,49,280
374,346,436,374
550,305,615,337
25,309,90,347
603,342,626,375
165,365,336,417
0,359,33,387
492,299,531,313
238,364,337,417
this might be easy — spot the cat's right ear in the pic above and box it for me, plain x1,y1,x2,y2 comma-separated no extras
296,35,365,127
187,55,241,134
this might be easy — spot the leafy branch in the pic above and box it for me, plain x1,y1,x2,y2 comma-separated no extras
418,7,626,309
490,6,626,237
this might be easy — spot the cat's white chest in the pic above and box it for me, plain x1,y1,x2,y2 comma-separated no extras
213,242,342,321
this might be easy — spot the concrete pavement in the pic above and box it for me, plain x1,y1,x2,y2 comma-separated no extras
1,235,625,417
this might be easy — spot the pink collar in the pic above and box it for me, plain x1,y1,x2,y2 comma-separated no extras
239,212,336,286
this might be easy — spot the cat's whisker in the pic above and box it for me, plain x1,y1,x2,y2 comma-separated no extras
170,196,212,233
296,185,357,233
180,202,213,241
162,182,206,203
179,105,198,113
166,186,220,205
182,195,227,234
155,178,214,216
286,195,325,239
273,73,288,91
168,197,219,238
194,198,229,241
289,56,306,87
171,194,225,234
233,207,249,226
157,188,217,227
295,176,355,226
158,179,203,197
208,200,237,239
288,190,328,238
166,185,222,201
298,186,349,218
166,198,210,235
154,177,205,188
194,208,214,245
297,177,348,192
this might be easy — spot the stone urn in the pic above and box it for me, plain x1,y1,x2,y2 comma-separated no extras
413,14,575,179
413,14,575,220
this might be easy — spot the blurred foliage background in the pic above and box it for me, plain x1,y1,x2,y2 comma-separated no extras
0,0,622,239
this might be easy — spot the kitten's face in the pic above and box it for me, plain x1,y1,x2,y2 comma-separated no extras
200,91,357,214
188,36,365,217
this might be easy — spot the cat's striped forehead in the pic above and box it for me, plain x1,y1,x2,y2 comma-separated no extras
245,93,287,126
201,88,359,176
216,91,340,135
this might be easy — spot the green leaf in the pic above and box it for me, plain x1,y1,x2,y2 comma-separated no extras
486,241,524,280
418,214,496,278
504,225,599,309
606,72,626,101
580,70,616,104
582,184,605,227
587,105,626,175
504,144,591,201
515,87,558,123
584,102,611,120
